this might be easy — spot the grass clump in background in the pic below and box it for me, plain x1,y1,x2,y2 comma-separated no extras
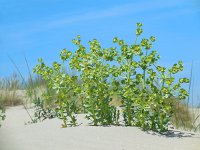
0,73,23,106
170,98,200,132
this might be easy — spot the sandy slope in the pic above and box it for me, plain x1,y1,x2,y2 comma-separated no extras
0,106,200,150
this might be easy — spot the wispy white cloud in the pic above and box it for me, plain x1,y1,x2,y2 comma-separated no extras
1,0,192,37
150,7,200,21
46,1,177,28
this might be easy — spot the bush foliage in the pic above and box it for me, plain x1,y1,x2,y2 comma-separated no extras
33,23,189,132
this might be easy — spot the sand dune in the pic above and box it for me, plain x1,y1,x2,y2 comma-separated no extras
0,106,200,150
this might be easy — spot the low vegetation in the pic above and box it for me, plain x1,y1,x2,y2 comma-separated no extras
171,99,200,132
0,103,5,127
33,22,189,132
0,73,23,106
0,23,199,133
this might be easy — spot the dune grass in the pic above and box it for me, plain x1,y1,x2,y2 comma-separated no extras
0,73,23,106
171,99,200,132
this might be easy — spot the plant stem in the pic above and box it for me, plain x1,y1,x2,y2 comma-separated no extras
187,61,193,107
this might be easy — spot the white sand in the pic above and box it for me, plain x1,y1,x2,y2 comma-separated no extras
0,106,200,150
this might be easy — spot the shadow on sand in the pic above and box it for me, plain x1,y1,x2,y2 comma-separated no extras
146,129,200,138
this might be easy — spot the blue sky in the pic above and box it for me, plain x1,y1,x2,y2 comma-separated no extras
0,0,200,104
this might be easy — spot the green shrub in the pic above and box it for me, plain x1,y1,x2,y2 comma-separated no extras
110,23,189,132
33,51,79,127
33,22,189,132
70,38,119,125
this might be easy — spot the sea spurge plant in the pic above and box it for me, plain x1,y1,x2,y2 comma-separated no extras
33,23,189,132
32,97,57,122
33,50,78,127
111,23,189,132
70,37,118,125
